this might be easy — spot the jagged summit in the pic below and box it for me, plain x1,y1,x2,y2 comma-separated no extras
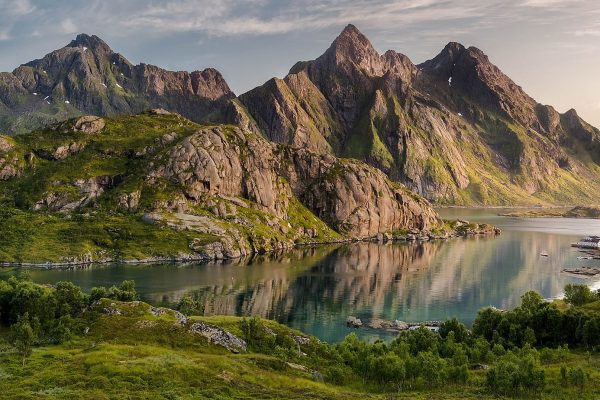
315,24,384,75
68,33,112,53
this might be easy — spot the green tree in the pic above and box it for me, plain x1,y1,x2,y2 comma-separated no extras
416,351,447,390
11,313,36,365
473,307,503,341
520,291,543,315
564,284,596,306
439,318,469,343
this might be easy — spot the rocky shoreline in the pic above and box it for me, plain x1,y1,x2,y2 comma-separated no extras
346,316,441,332
0,221,500,269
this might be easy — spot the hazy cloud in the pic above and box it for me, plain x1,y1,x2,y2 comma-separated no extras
0,0,36,16
60,18,78,34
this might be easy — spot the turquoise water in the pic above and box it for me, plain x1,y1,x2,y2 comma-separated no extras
4,208,600,342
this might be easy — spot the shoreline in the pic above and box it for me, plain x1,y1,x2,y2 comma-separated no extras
0,228,500,269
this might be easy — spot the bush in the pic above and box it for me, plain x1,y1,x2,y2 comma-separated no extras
485,351,544,396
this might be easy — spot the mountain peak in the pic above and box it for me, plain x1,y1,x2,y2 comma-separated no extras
68,33,112,54
316,24,383,75
339,24,362,37
331,24,375,54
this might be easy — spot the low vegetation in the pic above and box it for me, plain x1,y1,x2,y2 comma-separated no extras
0,278,599,399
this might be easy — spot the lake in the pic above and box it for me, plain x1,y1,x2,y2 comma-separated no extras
4,208,600,342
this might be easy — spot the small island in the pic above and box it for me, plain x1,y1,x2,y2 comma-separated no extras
499,206,600,219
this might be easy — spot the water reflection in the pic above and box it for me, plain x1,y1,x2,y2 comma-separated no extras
6,208,600,342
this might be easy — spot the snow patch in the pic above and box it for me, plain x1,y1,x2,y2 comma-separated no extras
43,96,49,100
64,100,70,104
33,92,37,95
457,112,463,117
82,46,87,51
46,101,50,105
102,83,107,88
116,83,122,89
448,76,452,86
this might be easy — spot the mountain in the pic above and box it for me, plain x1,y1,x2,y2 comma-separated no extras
0,111,449,264
0,34,234,135
233,24,600,205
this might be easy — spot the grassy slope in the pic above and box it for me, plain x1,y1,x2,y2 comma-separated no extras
0,301,599,399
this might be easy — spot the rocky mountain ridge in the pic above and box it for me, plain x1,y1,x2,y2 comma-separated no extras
234,24,600,205
0,34,234,135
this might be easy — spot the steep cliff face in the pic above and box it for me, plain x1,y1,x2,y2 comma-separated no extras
0,34,234,135
236,24,600,205
150,124,440,237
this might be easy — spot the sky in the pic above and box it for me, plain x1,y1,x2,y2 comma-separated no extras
1,0,600,126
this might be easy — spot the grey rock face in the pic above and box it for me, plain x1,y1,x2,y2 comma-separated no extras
73,116,105,134
189,321,247,353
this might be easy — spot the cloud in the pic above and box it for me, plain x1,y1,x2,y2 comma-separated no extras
0,0,36,16
121,0,497,36
520,0,581,7
61,18,78,34
572,28,600,37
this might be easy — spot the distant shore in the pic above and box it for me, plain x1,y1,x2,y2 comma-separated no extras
497,206,600,219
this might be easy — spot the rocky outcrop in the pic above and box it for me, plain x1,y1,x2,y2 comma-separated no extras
0,34,234,135
73,116,105,134
236,24,600,206
33,175,121,211
143,212,251,259
0,135,21,180
0,136,13,152
189,321,247,353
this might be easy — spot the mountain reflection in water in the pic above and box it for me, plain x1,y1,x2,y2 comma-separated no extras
8,208,600,342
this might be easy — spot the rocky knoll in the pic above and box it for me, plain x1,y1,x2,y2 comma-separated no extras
0,34,234,135
235,24,600,206
0,112,444,265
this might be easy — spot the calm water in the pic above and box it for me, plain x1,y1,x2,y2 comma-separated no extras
4,208,600,342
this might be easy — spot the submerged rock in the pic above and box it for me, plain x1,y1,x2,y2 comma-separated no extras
346,316,363,328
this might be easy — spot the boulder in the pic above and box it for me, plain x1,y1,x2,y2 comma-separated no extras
74,116,105,134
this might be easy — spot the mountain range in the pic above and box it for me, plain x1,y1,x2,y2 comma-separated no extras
1,25,599,210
